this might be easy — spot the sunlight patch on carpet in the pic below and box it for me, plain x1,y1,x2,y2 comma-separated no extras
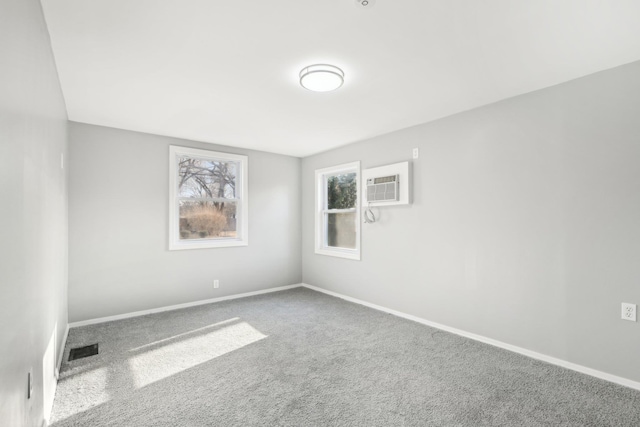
128,318,240,352
51,367,110,423
128,321,267,388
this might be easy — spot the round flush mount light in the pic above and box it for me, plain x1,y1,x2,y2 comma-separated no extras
299,64,344,92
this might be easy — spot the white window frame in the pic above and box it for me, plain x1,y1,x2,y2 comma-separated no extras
315,161,361,260
169,145,248,250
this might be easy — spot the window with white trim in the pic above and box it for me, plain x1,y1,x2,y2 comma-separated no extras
315,161,361,260
169,146,248,250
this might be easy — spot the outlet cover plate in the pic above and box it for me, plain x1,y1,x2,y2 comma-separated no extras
621,303,637,322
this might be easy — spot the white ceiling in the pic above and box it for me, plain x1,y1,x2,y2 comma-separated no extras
42,0,640,157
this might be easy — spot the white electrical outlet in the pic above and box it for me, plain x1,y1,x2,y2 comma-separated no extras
412,148,419,159
621,303,636,322
213,280,219,289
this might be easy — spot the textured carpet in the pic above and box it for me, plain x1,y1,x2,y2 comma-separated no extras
51,288,640,426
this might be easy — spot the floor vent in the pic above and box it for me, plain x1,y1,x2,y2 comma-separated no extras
68,344,99,361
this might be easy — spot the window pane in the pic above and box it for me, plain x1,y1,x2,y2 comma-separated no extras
326,173,357,209
178,156,238,199
327,212,356,249
179,200,237,240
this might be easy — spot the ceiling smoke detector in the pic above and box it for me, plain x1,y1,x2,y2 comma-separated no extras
355,0,376,9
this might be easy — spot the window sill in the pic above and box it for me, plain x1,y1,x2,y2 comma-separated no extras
169,239,248,251
315,247,361,261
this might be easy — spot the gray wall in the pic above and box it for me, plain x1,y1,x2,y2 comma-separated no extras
68,123,301,322
0,0,69,425
302,61,640,383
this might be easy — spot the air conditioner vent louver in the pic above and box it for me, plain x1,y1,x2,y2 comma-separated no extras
366,175,399,203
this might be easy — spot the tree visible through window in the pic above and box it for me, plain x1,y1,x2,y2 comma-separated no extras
178,157,238,240
169,146,248,250
315,161,361,260
326,173,357,248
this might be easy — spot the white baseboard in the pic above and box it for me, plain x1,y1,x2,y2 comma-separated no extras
68,284,303,328
301,283,640,392
56,323,69,378
63,281,640,391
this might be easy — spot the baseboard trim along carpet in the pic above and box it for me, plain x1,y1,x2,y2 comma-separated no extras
68,284,302,328
56,323,70,378
300,283,640,392
65,281,640,392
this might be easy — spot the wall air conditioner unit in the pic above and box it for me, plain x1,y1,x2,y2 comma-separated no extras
366,175,399,203
362,161,411,206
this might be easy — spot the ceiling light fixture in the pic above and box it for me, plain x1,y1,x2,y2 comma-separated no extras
299,64,344,92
